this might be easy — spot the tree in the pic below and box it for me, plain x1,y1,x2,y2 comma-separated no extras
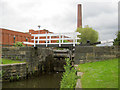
113,31,120,46
76,25,99,44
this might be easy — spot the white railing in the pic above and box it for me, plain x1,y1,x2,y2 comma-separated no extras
101,39,114,44
24,32,81,47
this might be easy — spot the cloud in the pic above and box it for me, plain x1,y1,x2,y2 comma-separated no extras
84,12,117,29
118,1,120,30
0,0,118,42
83,2,118,18
82,2,118,41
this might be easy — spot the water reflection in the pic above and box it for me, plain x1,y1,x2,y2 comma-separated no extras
2,72,63,88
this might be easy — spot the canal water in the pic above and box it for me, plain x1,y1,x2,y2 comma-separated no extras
2,72,63,88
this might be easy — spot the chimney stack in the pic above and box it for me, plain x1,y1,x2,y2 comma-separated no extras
77,4,82,28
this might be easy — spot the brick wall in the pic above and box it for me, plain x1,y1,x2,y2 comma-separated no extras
1,28,54,46
0,28,32,46
29,29,60,43
77,4,82,28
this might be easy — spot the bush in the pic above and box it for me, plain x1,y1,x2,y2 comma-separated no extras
60,58,77,89
14,42,25,47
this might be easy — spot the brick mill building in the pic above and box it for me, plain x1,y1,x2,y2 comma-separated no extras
0,4,82,47
0,28,54,46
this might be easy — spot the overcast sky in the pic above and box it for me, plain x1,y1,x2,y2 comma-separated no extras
0,0,119,41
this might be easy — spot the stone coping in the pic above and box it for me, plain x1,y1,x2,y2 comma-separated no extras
0,62,26,66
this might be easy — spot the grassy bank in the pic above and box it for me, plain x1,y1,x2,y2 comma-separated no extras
0,58,26,64
78,58,118,88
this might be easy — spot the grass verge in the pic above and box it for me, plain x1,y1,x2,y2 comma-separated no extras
78,58,118,88
0,58,26,64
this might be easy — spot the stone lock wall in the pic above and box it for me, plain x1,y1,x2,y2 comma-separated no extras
1,47,54,81
1,63,26,81
1,46,119,81
74,46,119,64
53,58,66,72
2,47,54,72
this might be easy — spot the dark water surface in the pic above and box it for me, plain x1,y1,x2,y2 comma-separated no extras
2,72,63,88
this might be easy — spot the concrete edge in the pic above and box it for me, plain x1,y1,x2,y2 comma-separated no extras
75,65,83,89
75,72,83,88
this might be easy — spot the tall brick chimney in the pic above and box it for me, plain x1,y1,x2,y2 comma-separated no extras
77,4,82,28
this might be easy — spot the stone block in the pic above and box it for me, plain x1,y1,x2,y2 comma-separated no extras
94,47,104,53
19,51,26,55
75,46,93,53
86,53,95,60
